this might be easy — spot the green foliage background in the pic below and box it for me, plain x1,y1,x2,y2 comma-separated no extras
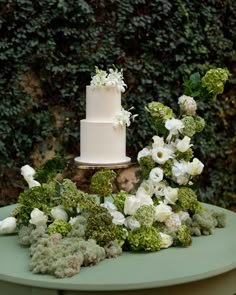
0,0,235,208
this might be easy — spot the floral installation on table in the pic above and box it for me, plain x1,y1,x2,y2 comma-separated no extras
0,68,230,278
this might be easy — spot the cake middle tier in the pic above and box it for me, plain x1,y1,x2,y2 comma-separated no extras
80,120,128,164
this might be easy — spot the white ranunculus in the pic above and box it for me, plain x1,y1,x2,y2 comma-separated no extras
154,202,172,222
29,208,48,226
137,147,151,162
152,146,173,164
21,164,41,188
176,136,193,153
110,211,125,225
178,95,197,116
0,217,17,234
172,161,190,185
160,232,173,248
187,158,204,176
124,195,141,215
100,201,118,212
149,167,164,184
152,135,164,148
163,187,179,205
51,206,68,221
124,216,141,230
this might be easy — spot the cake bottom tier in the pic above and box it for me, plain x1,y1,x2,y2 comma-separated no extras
78,120,130,164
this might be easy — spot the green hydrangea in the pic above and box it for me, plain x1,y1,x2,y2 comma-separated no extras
181,116,196,137
114,225,128,247
139,156,156,179
13,183,56,225
194,116,205,133
90,170,117,197
201,68,230,97
85,205,117,246
178,187,202,214
176,225,192,247
127,226,162,252
60,179,95,210
175,148,193,162
113,191,129,212
48,219,72,237
134,205,156,227
162,159,174,179
145,102,175,123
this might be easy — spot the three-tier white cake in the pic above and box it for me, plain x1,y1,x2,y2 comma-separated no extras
75,67,131,165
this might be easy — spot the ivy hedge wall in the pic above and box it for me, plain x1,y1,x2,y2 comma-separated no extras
0,0,235,208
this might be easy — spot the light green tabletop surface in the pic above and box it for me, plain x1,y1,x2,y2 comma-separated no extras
0,204,235,292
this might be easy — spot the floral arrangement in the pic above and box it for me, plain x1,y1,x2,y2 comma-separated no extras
90,66,127,92
0,68,229,278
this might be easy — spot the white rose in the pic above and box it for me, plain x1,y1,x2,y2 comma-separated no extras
163,187,179,205
160,232,173,248
172,161,190,185
51,206,68,221
21,164,41,188
124,195,141,215
154,202,172,222
110,211,125,225
29,208,48,226
100,201,118,212
137,147,151,161
124,216,141,230
149,167,164,184
0,217,17,234
187,158,204,176
176,136,193,153
152,135,164,148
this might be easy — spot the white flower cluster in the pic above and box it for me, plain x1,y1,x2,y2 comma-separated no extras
90,67,127,92
113,107,138,128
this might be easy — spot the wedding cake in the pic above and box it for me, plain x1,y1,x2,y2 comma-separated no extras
75,67,132,165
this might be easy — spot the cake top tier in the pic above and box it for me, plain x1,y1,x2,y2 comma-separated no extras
90,66,127,93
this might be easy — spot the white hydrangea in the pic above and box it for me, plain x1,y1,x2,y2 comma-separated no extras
178,95,197,115
165,213,182,232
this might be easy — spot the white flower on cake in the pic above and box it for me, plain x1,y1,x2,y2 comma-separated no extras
113,107,138,128
149,167,164,183
186,158,204,176
29,208,48,226
178,94,197,115
21,164,41,188
176,136,193,153
90,66,127,92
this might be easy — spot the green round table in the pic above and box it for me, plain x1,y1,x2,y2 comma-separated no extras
0,204,235,295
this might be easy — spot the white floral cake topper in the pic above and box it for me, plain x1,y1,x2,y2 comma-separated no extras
90,66,127,92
